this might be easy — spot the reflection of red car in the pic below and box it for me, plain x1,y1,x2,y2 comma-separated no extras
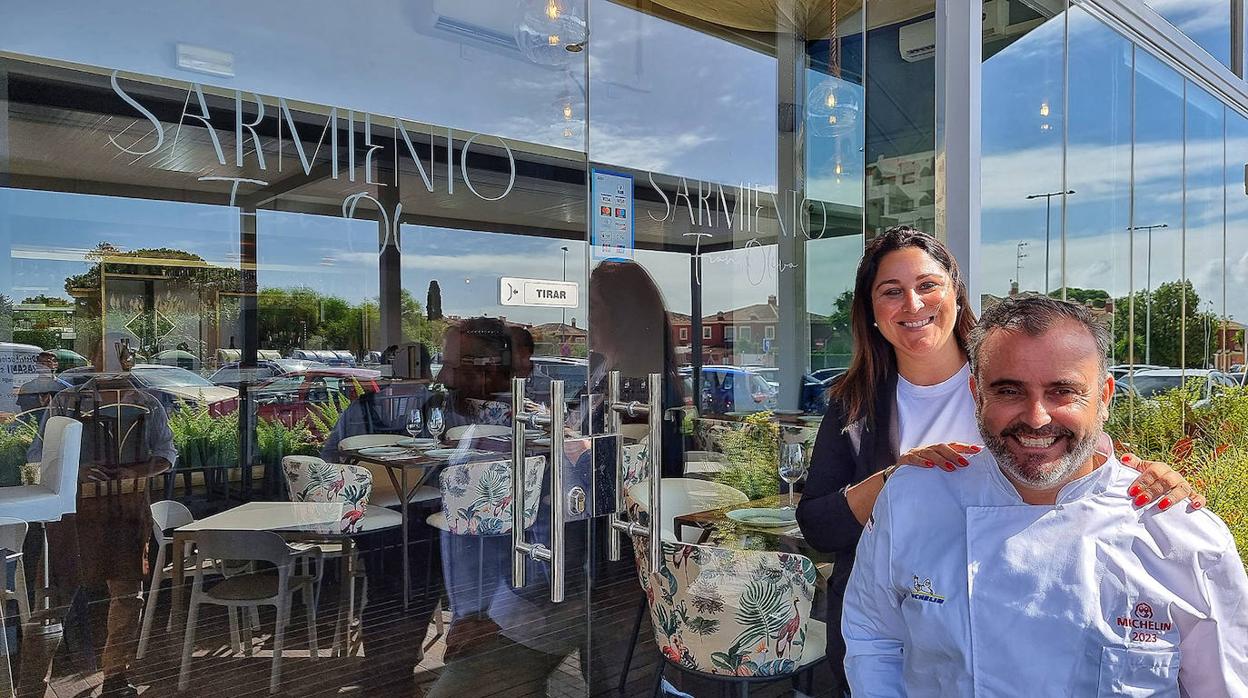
252,368,381,430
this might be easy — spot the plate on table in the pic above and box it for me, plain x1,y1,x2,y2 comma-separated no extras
725,507,798,527
426,448,491,460
397,437,437,449
357,446,409,457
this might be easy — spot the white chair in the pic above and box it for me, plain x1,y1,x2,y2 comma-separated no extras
443,423,511,441
137,501,230,660
0,416,82,523
178,530,321,694
683,450,729,477
337,434,404,450
336,435,439,508
627,477,748,542
0,517,32,649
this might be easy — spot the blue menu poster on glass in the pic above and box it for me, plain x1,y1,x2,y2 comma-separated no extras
591,169,634,261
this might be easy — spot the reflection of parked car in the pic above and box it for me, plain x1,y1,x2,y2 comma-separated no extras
800,373,833,414
252,368,382,430
530,357,589,401
1126,369,1239,406
289,349,357,367
209,359,326,388
1107,363,1166,381
809,367,847,383
698,365,778,414
747,366,780,389
63,364,239,414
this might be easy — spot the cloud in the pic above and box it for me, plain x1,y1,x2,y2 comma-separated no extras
982,136,1242,213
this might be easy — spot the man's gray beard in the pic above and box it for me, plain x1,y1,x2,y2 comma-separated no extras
976,411,1102,490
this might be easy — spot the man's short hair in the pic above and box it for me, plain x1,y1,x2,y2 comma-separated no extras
968,294,1112,378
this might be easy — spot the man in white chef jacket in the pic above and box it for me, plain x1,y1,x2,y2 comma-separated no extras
842,295,1248,697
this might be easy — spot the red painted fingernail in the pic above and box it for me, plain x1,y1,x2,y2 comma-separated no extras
1193,501,1203,509
944,463,956,471
922,459,934,468
1129,485,1142,497
1133,494,1150,506
970,445,982,452
1158,497,1172,511
1122,454,1133,463
958,457,969,466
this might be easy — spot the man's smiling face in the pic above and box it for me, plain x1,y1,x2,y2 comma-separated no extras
970,318,1113,492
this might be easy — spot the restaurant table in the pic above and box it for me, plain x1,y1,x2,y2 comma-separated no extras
340,435,551,611
171,501,401,656
671,493,825,559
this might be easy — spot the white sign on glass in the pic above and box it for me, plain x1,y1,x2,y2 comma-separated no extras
591,169,634,261
499,277,579,308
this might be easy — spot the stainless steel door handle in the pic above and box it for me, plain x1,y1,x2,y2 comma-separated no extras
606,372,663,572
509,377,566,602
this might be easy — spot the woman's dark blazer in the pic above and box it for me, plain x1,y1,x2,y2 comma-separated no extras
795,371,900,689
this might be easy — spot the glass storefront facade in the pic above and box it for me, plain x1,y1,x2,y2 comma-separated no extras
0,1,1244,695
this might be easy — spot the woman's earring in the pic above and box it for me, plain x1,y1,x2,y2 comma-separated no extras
872,321,879,328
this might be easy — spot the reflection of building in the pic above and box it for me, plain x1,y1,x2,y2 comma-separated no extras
1215,319,1246,370
867,152,936,232
12,302,75,348
672,296,779,364
530,320,587,357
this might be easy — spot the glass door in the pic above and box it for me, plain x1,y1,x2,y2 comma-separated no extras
1,1,599,695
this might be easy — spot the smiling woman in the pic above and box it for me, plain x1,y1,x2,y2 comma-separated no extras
796,226,1201,693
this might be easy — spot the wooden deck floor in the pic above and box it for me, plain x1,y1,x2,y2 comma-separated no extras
11,531,840,697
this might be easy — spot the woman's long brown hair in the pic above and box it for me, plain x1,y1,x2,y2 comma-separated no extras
828,226,977,427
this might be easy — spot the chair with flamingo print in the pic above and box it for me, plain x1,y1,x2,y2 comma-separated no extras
281,455,401,653
641,540,825,697
425,455,547,639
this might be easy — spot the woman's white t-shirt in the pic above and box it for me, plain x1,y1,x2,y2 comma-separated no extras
895,362,981,454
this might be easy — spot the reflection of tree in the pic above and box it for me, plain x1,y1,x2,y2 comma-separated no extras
1050,287,1110,307
0,294,12,342
64,242,244,360
1113,280,1217,368
427,281,443,321
257,287,447,355
810,290,853,368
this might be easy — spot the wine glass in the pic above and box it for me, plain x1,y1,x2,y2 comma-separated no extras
779,443,806,510
405,409,424,440
428,407,445,443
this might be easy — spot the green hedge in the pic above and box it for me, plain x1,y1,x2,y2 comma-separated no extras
1108,381,1248,566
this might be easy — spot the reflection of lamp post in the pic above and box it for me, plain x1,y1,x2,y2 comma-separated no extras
1128,223,1167,365
1025,189,1075,294
1204,299,1213,369
560,245,569,327
1015,241,1030,293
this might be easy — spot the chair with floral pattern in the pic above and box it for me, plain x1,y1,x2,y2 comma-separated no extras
643,540,824,696
281,455,397,654
425,455,547,634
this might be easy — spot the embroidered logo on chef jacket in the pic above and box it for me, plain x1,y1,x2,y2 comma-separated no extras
1115,600,1176,645
909,576,945,605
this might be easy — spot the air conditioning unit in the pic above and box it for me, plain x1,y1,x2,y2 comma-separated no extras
898,19,936,63
898,1,1011,63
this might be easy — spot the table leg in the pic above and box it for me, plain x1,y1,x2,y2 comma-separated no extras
336,544,353,658
171,533,187,632
401,466,409,612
